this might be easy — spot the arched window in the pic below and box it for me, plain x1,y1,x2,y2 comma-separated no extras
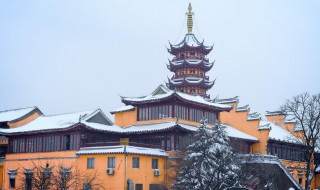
190,70,195,74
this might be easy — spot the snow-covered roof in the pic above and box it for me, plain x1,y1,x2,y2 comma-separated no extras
265,111,285,116
0,111,258,142
77,145,168,157
221,124,258,141
236,105,250,112
0,109,112,134
247,112,261,121
212,96,239,104
284,114,297,124
260,121,302,144
170,33,211,49
110,105,135,114
121,85,232,111
0,107,41,123
239,154,302,190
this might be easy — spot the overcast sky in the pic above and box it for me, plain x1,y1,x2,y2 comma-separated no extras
0,1,319,120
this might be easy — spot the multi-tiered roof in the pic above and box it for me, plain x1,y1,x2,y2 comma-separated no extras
166,3,215,99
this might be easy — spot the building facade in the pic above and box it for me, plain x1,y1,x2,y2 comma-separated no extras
0,3,319,190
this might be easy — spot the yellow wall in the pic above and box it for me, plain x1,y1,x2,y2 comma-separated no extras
3,151,166,190
219,103,269,154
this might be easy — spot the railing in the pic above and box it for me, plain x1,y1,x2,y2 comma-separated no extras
81,142,120,147
128,142,162,149
172,56,209,62
172,74,208,79
81,141,163,150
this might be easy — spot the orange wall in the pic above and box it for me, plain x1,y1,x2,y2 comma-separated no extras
219,103,269,154
114,108,137,127
77,154,167,189
4,151,78,189
8,111,41,129
3,151,166,190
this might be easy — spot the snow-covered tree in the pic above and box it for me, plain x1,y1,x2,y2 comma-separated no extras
175,120,242,190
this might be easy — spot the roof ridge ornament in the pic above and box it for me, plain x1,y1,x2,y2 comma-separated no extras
186,3,194,34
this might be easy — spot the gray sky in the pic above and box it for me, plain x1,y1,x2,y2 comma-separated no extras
0,0,319,120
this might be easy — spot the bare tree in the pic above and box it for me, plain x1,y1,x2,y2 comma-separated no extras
280,92,320,190
17,161,103,190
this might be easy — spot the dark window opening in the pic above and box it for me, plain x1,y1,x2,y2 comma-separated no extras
9,178,15,188
108,157,116,168
25,177,32,190
299,178,302,185
152,159,158,169
136,184,143,190
84,183,91,190
64,135,71,150
87,158,95,169
132,157,139,168
149,184,164,190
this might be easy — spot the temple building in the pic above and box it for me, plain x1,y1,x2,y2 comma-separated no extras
0,3,319,190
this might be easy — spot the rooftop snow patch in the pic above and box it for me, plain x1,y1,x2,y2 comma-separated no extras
260,121,302,144
265,111,285,116
222,124,258,141
110,105,135,114
212,96,239,104
247,112,261,121
236,105,250,112
0,109,111,134
121,85,232,110
77,145,168,157
0,106,41,122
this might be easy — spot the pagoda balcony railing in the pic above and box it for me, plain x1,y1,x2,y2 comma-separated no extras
173,56,208,62
172,74,209,80
81,141,163,150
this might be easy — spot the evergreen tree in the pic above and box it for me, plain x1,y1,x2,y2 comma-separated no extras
175,121,241,190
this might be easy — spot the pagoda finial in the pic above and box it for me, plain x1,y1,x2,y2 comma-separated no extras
186,3,194,34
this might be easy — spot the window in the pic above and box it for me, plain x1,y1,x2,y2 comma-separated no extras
9,178,15,188
83,183,91,190
24,169,33,190
149,184,163,190
108,157,116,168
152,159,158,169
87,158,95,169
136,184,143,190
132,157,139,168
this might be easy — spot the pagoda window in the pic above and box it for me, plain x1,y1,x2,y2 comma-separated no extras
190,70,195,74
180,54,185,59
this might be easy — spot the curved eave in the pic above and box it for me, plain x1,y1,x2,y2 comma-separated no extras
168,78,215,90
122,93,231,112
0,123,196,136
168,44,213,55
0,123,85,136
229,136,258,143
168,59,214,72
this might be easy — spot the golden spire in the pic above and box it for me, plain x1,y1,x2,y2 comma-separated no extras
186,3,194,34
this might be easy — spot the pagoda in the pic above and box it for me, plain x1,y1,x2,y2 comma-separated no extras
166,3,215,99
